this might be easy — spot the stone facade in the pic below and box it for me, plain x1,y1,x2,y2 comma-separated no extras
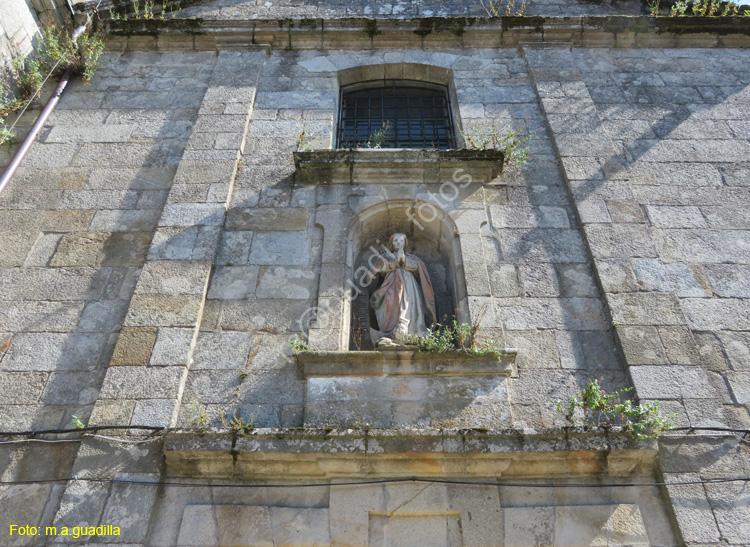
0,0,749,545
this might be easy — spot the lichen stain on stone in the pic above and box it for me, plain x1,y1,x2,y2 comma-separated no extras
649,16,750,37
108,18,206,36
298,18,323,29
363,20,381,39
501,15,545,32
414,18,468,38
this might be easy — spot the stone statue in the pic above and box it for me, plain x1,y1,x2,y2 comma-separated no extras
367,233,437,345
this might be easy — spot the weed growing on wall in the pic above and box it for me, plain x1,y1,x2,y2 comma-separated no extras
111,0,180,20
289,335,310,353
0,24,105,145
403,312,507,355
363,121,392,149
189,400,209,429
555,379,674,439
459,123,531,167
481,0,529,16
654,0,750,16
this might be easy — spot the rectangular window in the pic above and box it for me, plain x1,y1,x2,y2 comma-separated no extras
337,80,457,149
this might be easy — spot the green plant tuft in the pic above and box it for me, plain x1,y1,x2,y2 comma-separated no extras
402,312,506,355
289,334,309,354
0,24,105,146
363,121,392,149
667,0,749,16
459,122,531,168
555,379,674,439
481,0,529,16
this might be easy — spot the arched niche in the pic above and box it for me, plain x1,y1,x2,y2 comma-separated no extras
344,199,469,351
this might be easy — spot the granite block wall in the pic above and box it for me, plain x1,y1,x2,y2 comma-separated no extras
0,4,748,544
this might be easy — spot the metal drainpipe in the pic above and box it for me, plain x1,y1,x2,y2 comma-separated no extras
0,21,88,196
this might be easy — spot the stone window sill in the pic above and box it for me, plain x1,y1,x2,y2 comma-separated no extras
293,148,506,185
297,348,517,377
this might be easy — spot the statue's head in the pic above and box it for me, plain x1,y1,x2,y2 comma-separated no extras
390,233,407,251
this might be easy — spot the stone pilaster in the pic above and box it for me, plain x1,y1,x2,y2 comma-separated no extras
91,50,266,429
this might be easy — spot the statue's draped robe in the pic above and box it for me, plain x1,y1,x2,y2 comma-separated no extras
369,252,437,342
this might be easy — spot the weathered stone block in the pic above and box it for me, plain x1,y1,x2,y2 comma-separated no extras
518,262,561,297
369,513,462,547
557,264,598,297
256,266,317,300
135,260,211,296
248,231,311,266
584,225,656,259
556,504,648,546
99,366,183,399
99,474,159,543
607,293,685,326
659,326,699,366
616,326,666,365
1,332,107,371
149,328,195,366
215,505,273,547
89,209,162,232
207,266,260,300
51,232,151,267
489,264,521,297
41,370,103,405
88,399,136,426
176,505,218,546
682,298,750,330
45,125,133,143
727,372,750,405
225,207,308,231
131,398,178,427
78,300,129,333
504,507,554,547
124,295,203,328
630,366,715,400
158,203,226,227
220,299,313,333
704,264,750,298
192,331,253,370
269,507,330,547
0,300,84,332
664,473,721,543
0,372,47,404
215,231,253,266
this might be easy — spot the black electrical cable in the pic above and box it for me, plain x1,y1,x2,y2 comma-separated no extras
0,476,748,489
670,427,750,434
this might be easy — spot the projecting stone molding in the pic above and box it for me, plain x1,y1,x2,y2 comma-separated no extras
293,149,506,185
298,348,517,377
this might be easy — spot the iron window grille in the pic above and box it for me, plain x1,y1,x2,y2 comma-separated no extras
337,80,457,149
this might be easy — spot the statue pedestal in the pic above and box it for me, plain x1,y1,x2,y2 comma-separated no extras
297,349,517,428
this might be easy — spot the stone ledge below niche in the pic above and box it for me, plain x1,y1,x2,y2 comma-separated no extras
293,148,506,185
297,348,517,377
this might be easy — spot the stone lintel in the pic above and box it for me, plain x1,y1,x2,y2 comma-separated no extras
293,149,506,185
298,349,516,377
164,429,657,479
